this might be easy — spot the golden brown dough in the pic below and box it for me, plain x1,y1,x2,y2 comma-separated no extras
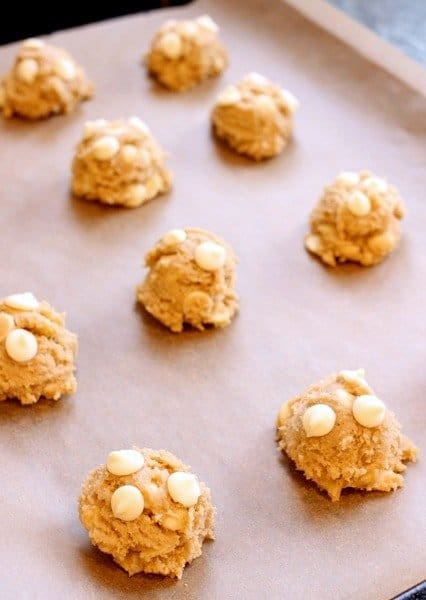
136,227,239,332
79,447,215,579
0,293,77,405
71,117,172,208
0,38,93,119
305,170,404,266
276,370,418,501
212,72,299,160
145,15,227,91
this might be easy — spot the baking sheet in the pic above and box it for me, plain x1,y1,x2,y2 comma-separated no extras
0,1,425,598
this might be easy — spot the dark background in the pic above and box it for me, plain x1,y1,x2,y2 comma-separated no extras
0,1,190,45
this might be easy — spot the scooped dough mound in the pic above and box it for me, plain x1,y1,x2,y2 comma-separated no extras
71,117,172,208
145,15,227,91
276,370,418,501
0,38,93,119
0,293,77,405
305,170,405,266
79,447,215,579
211,72,299,160
136,227,239,332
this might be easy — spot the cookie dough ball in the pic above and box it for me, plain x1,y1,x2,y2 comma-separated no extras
79,447,215,579
145,15,227,91
72,117,172,208
276,370,418,501
0,38,93,119
136,228,239,332
211,72,299,160
0,293,77,405
305,171,405,266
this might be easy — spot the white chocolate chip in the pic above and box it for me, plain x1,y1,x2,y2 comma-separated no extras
336,171,360,187
83,119,108,139
125,183,147,207
107,450,145,476
255,94,276,113
111,485,144,521
121,144,138,164
4,292,39,311
302,404,336,437
352,394,385,428
339,369,371,395
159,31,183,59
181,22,198,37
54,58,76,81
0,313,15,341
167,472,200,507
363,176,388,196
91,135,120,160
305,234,322,254
216,86,242,106
128,116,150,135
22,38,45,49
335,388,354,408
347,191,371,217
244,72,268,86
16,58,39,84
5,329,38,363
195,241,226,271
277,401,292,426
196,15,219,33
163,229,187,245
280,88,300,113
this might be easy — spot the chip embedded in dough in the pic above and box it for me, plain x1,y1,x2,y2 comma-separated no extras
79,447,215,579
305,171,405,266
276,371,418,501
0,294,77,405
211,72,299,160
0,39,93,119
71,117,172,208
145,15,228,91
136,227,239,332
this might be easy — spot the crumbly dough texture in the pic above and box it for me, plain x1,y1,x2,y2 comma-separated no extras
276,373,418,501
0,40,93,119
0,298,77,405
79,448,215,579
212,74,297,160
136,228,239,332
72,118,172,207
145,17,227,91
305,171,404,266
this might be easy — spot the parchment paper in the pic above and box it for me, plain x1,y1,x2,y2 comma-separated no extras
0,1,425,599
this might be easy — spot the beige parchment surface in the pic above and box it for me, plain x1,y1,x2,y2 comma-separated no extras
0,1,425,599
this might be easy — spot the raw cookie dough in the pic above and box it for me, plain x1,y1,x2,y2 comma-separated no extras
136,227,239,332
211,72,299,160
305,170,405,266
72,117,172,208
145,15,227,91
0,293,77,405
79,447,215,579
0,38,93,119
276,370,418,501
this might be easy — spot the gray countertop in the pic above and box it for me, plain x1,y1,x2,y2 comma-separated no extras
329,0,426,64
